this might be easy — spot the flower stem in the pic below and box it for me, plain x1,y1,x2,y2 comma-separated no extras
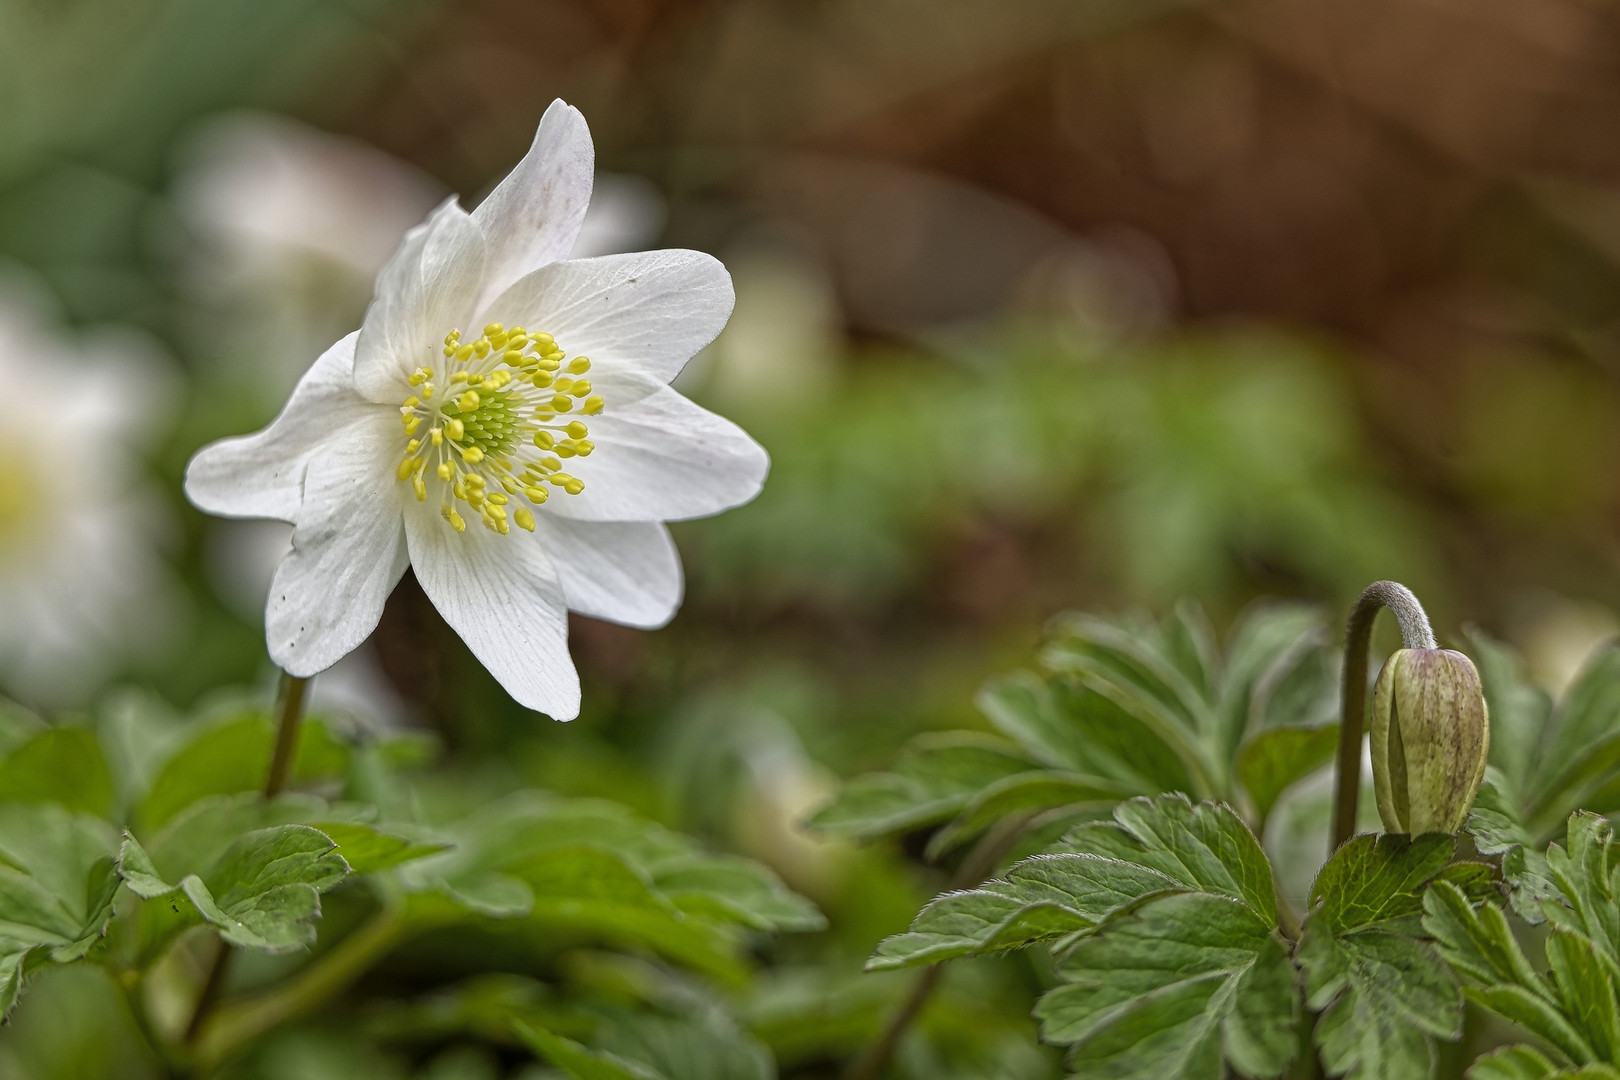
183,671,312,1047
1330,582,1434,855
843,814,1033,1080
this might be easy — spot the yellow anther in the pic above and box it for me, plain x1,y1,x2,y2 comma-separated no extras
444,507,467,533
556,444,575,458
404,415,421,435
571,379,592,397
396,458,418,480
444,330,461,345
565,421,588,439
437,462,453,480
533,431,555,450
576,440,594,456
406,439,421,454
431,427,444,446
532,372,553,388
554,376,575,393
514,507,535,532
458,390,481,412
447,419,465,441
468,489,485,508
538,456,561,471
569,356,591,373
466,374,484,387
538,356,560,371
408,372,426,386
525,485,549,503
583,396,604,415
487,492,509,506
500,476,520,494
474,339,491,358
455,343,475,362
532,332,554,346
462,445,485,464
422,383,435,400
564,478,585,495
450,371,470,383
503,350,524,365
443,343,457,357
495,517,510,535
465,474,485,488
487,502,507,520
551,395,573,412
412,474,427,501
483,323,504,337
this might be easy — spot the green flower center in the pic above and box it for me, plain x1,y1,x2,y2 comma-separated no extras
395,323,607,536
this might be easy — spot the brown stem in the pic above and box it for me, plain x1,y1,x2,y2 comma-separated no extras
843,815,1032,1080
1330,582,1434,856
183,671,312,1049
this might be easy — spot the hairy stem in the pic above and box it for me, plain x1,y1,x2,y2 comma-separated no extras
843,815,1033,1080
184,671,312,1048
1330,582,1434,856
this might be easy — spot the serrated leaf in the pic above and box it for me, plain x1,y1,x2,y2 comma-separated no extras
805,734,1038,839
1299,834,1469,1080
871,795,1277,972
1467,1045,1560,1080
653,855,826,933
1237,724,1338,824
1468,776,1559,923
118,824,348,952
1035,892,1296,1079
0,726,114,818
924,770,1132,857
1542,812,1620,963
0,804,121,1016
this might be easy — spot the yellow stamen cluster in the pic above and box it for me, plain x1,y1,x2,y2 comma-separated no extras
395,323,606,535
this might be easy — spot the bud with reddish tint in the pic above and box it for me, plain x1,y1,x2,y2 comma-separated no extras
1369,648,1490,835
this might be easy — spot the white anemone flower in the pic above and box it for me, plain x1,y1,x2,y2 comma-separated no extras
184,101,767,720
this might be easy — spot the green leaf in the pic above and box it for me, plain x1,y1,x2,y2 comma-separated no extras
1533,647,1620,818
1422,881,1591,1065
136,711,348,830
871,794,1277,969
1541,812,1620,963
1468,776,1559,923
652,855,826,933
0,726,114,818
1468,1046,1560,1080
1035,891,1296,1079
924,770,1132,857
517,1023,663,1080
118,824,349,952
312,821,449,875
1298,834,1471,1079
1237,724,1338,823
805,733,1038,839
0,804,121,1016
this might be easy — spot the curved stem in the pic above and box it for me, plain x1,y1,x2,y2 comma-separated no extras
1330,582,1434,855
184,671,312,1049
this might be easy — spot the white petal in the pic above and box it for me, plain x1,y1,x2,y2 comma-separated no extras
265,411,408,676
532,517,682,629
353,198,488,403
185,333,380,522
404,505,580,720
480,250,733,389
544,382,769,523
471,100,594,312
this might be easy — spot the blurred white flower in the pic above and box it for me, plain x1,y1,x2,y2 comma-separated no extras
185,101,766,720
0,272,177,704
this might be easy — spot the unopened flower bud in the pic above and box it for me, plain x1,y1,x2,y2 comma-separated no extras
1370,648,1490,835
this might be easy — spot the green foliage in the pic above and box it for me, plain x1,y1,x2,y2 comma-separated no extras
1426,812,1620,1073
811,602,1338,855
1297,834,1491,1080
0,805,121,1017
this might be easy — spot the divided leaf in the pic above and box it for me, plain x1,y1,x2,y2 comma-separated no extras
1298,834,1488,1080
119,823,349,952
870,794,1276,970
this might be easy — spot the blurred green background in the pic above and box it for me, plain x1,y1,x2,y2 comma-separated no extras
3,0,1620,1076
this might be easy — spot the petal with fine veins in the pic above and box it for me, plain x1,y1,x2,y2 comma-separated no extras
471,99,594,313
405,504,580,719
480,250,733,390
354,198,488,403
543,383,768,523
184,332,379,523
265,411,408,676
532,518,682,630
